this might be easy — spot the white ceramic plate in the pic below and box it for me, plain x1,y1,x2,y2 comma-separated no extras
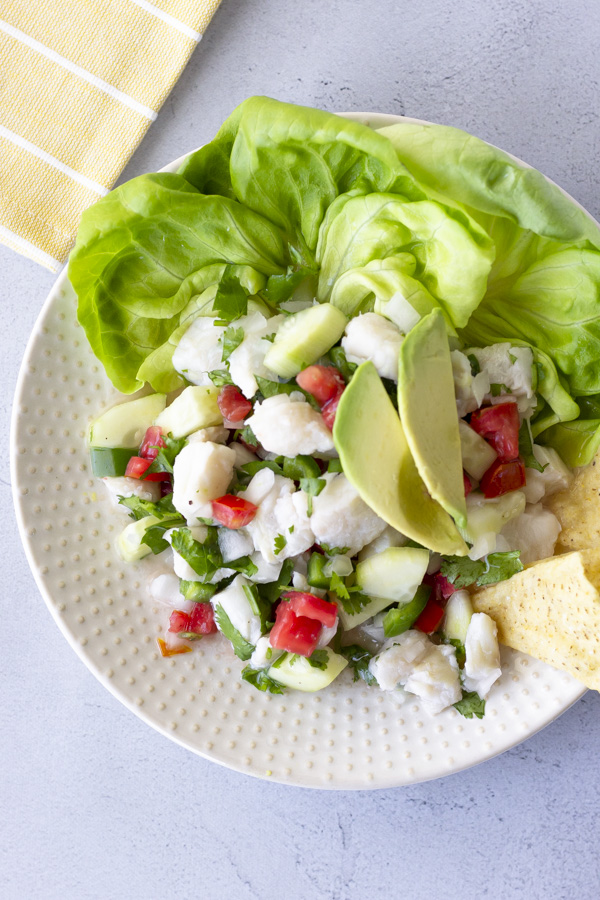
11,114,587,789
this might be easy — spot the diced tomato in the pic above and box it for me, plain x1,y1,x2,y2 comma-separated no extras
218,385,253,423
168,610,191,633
188,603,216,634
157,637,193,657
469,402,520,461
211,494,258,528
414,599,445,634
283,591,337,628
125,456,170,482
296,365,345,406
269,603,322,656
463,471,473,497
423,572,456,604
321,394,342,431
479,457,526,498
139,426,166,460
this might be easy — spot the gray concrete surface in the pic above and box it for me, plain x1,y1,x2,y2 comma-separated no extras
3,1,600,898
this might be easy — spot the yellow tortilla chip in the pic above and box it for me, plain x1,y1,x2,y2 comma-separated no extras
472,549,600,690
548,453,600,553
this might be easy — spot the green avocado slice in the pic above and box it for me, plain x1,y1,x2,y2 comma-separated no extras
333,360,468,556
398,308,467,527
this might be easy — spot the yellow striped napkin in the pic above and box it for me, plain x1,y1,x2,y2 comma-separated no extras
0,0,221,271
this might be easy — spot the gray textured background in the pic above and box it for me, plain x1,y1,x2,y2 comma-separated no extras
3,1,600,898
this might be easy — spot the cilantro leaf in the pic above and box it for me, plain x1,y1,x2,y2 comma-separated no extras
234,424,258,449
146,433,187,476
141,516,186,554
320,543,350,556
327,346,357,384
257,558,294,604
326,458,343,474
263,332,276,343
453,691,486,719
242,460,284,477
170,527,223,582
241,666,286,694
213,266,249,325
263,256,317,305
340,644,378,686
118,492,181,522
283,455,321,480
273,534,287,556
519,419,546,472
227,556,259,578
490,382,512,396
305,650,330,670
440,551,523,589
221,326,244,363
467,353,481,376
254,376,320,410
335,588,372,617
214,603,254,660
242,582,271,631
207,369,234,388
299,477,326,515
444,637,466,668
329,571,350,600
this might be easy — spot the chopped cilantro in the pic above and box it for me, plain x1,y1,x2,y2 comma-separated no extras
288,525,295,534
444,637,466,668
263,332,276,343
241,666,286,693
299,476,326,515
170,527,223,581
273,534,287,556
340,645,378,686
508,351,518,364
467,353,481,376
242,582,271,631
490,382,511,396
213,266,249,325
320,543,350,556
327,346,357,384
305,650,329,670
257,558,294,604
327,458,343,474
283,455,321,480
234,424,258,449
227,555,259,578
454,691,486,719
519,419,546,472
145,433,187,476
440,550,523,589
207,369,234,387
255,376,320,410
221,326,244,363
335,589,372,617
118,492,180,522
242,459,284,477
329,571,349,600
213,604,254,660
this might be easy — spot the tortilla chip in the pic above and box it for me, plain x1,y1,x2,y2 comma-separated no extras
472,549,600,689
548,453,600,553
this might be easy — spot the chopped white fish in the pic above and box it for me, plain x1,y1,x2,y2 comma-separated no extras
229,441,258,469
218,527,255,563
102,475,161,507
501,502,561,565
374,291,420,333
403,644,462,715
368,631,432,690
469,343,535,416
247,393,335,457
163,525,209,582
187,425,229,444
172,441,236,521
341,312,404,381
523,445,573,504
292,571,326,598
462,613,502,699
148,573,188,609
316,616,339,649
239,470,314,563
248,551,283,584
227,312,285,398
358,524,407,562
451,349,491,417
310,473,387,556
249,635,283,669
211,574,263,645
172,317,225,385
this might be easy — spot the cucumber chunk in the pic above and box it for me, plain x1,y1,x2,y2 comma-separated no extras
88,393,166,448
459,420,497,481
263,303,347,378
154,385,222,438
443,590,474,643
268,649,348,691
89,447,134,477
117,516,161,562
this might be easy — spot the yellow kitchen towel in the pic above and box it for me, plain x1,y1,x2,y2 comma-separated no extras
0,0,221,271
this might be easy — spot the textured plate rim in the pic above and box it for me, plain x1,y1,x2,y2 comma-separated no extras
10,111,589,790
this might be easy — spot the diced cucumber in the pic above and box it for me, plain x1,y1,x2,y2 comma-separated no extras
154,386,222,438
459,420,497,480
88,393,166,448
268,649,348,691
307,552,330,589
263,303,347,378
443,590,473,643
89,447,134,477
339,547,429,630
459,491,526,545
117,516,161,562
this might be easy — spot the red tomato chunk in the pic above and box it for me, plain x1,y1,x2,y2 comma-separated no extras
269,603,322,656
469,402,520,461
414,599,445,634
139,425,165,460
479,458,526,499
463,471,473,497
296,364,345,406
218,385,253,422
283,591,337,628
125,456,169,482
168,604,216,637
211,494,258,528
321,394,342,431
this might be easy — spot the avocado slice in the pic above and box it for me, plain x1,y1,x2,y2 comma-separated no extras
333,361,468,556
398,309,467,528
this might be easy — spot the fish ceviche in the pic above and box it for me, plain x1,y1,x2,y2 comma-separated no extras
71,98,600,718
